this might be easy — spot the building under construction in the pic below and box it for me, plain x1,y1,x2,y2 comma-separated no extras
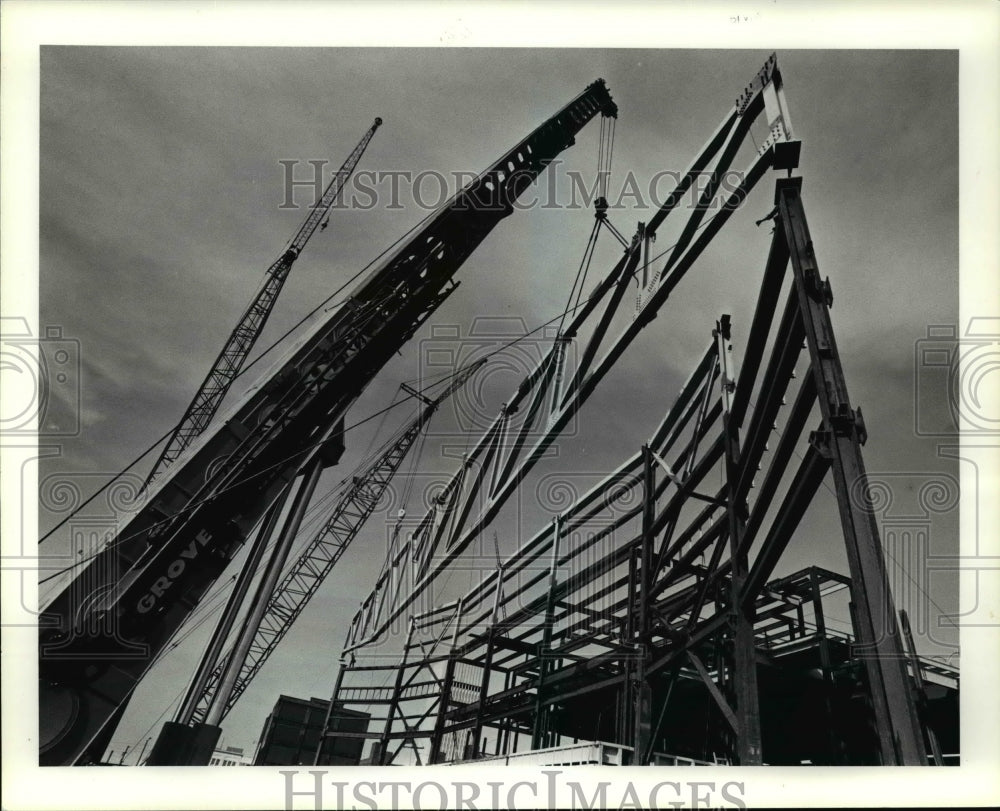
38,52,958,770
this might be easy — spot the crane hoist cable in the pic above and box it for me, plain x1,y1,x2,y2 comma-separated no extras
556,218,602,338
596,113,615,201
557,117,618,336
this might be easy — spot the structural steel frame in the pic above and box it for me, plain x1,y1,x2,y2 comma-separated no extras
321,57,935,766
340,53,798,655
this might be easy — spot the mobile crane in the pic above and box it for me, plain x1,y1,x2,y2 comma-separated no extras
39,80,618,765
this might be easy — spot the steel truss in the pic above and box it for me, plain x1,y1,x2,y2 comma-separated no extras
324,58,940,766
339,53,799,657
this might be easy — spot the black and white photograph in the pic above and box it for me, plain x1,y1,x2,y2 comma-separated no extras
2,2,998,809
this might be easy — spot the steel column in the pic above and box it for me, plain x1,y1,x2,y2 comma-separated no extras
313,663,348,765
810,568,844,763
532,515,562,750
717,316,763,765
632,444,654,763
429,656,457,764
377,619,417,765
900,610,944,765
776,176,926,765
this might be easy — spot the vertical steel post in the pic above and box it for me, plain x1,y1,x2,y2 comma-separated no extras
531,516,562,750
472,571,505,756
717,316,764,765
620,546,637,749
810,569,842,763
501,670,513,755
429,655,457,763
313,663,348,765
776,176,926,765
632,444,654,763
900,610,944,765
377,619,417,765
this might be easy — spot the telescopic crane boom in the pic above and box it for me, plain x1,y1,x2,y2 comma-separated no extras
143,118,382,490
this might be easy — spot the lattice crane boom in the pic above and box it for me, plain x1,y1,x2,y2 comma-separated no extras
144,118,382,489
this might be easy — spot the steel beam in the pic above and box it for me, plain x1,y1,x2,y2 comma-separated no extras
731,223,791,427
741,441,831,604
632,445,655,763
900,610,944,766
738,371,817,559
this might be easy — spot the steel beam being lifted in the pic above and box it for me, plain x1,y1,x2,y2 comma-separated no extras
344,54,798,654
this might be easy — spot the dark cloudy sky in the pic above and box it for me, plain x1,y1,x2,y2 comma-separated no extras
37,47,961,761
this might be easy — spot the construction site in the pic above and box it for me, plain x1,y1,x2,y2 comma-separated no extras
36,50,960,772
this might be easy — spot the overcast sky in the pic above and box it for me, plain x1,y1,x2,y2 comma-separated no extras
37,47,960,762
